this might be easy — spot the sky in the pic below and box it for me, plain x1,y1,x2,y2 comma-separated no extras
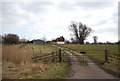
0,0,119,43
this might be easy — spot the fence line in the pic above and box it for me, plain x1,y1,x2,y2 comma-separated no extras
81,50,119,74
32,49,67,63
31,49,119,67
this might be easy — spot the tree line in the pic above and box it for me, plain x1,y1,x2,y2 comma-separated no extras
0,34,27,44
1,21,119,45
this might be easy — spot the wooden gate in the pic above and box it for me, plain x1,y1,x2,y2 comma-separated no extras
32,49,70,63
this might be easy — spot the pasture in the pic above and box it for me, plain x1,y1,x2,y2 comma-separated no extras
59,44,119,77
2,44,69,79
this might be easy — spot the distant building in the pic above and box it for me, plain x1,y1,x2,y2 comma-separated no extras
57,41,65,44
52,36,65,44
32,39,45,44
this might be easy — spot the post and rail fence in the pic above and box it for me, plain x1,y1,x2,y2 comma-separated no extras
31,48,119,77
32,48,119,64
32,49,70,63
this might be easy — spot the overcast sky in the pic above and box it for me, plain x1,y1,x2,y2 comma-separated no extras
0,0,119,43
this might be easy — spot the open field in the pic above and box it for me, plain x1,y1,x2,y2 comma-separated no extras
2,44,69,79
59,44,118,53
58,44,119,77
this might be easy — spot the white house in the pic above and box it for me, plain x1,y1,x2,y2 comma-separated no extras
52,36,65,44
56,41,65,44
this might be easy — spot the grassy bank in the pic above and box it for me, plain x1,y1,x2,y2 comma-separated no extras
2,44,69,79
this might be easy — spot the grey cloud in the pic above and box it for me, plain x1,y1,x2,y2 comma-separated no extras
58,2,77,11
2,2,53,19
111,12,118,24
75,2,112,10
95,27,118,35
20,2,53,14
2,2,29,30
2,2,53,14
58,2,112,12
2,2,53,30
2,2,26,19
94,20,108,26
94,12,117,26
2,2,20,15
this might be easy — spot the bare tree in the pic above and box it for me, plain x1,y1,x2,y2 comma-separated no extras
69,22,92,44
42,36,46,49
42,36,46,43
93,36,98,44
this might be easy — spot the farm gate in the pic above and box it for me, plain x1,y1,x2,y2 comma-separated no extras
32,49,70,63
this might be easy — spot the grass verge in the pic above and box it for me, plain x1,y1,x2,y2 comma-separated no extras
79,61,88,66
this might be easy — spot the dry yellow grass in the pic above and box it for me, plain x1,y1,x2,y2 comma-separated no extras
2,45,33,64
2,61,49,79
2,44,58,65
25,44,58,55
3,61,67,79
2,44,68,79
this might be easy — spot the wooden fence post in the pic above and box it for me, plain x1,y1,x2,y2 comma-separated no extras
59,49,62,63
52,51,55,63
105,49,108,62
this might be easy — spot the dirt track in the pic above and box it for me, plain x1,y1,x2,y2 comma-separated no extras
65,50,116,79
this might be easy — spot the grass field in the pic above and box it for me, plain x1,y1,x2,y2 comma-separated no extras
2,44,69,79
58,44,119,77
59,44,118,53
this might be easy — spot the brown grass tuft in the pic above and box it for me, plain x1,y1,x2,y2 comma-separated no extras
2,45,33,64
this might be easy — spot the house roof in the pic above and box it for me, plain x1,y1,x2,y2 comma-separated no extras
52,36,65,42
